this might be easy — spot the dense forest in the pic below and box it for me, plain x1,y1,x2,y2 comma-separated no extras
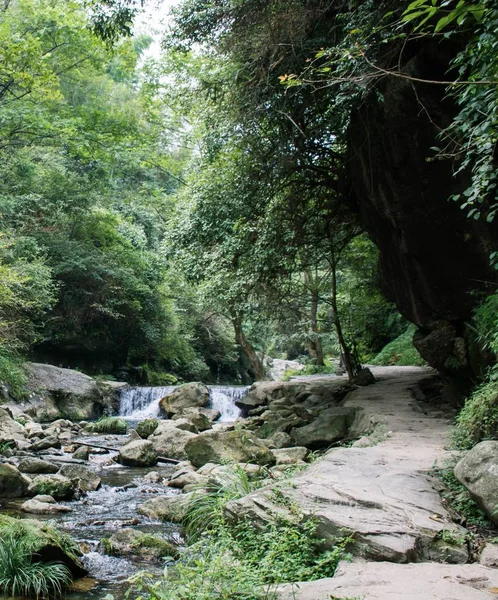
1,0,497,401
2,2,498,600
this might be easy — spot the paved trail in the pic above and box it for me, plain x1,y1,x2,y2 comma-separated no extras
236,367,498,599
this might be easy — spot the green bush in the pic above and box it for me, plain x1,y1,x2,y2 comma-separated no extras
136,418,159,439
87,417,128,435
0,346,27,400
127,465,350,600
370,325,425,366
453,379,498,449
0,516,79,599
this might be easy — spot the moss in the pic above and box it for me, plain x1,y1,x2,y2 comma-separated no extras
136,418,159,438
86,416,128,434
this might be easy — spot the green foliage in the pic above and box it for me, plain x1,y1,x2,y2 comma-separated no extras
0,515,81,599
431,463,490,527
453,379,498,448
0,533,72,600
136,418,159,439
370,325,426,366
128,465,350,600
88,416,128,434
0,347,27,400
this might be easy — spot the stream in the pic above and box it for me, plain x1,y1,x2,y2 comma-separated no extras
2,385,249,599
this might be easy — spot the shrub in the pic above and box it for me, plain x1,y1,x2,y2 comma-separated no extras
87,417,128,434
0,517,78,599
453,379,498,449
370,325,425,366
127,465,350,600
136,418,159,439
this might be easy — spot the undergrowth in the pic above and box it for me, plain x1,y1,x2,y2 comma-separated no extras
0,345,27,400
453,377,498,449
431,463,490,529
370,324,425,367
0,516,77,599
126,465,351,600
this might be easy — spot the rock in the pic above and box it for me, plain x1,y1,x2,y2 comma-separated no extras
119,440,158,468
72,445,90,460
266,431,292,449
137,493,196,522
200,408,222,422
104,528,178,561
290,407,356,449
21,495,72,514
172,417,198,433
271,446,308,465
28,474,75,500
173,408,213,431
0,463,30,497
480,543,498,567
58,464,102,492
25,421,44,437
225,444,468,564
0,515,87,577
454,441,498,524
135,418,159,438
276,561,498,600
159,382,210,417
150,422,197,461
143,471,162,483
185,429,274,468
353,367,376,386
0,407,26,444
168,468,207,490
18,457,59,474
30,435,61,451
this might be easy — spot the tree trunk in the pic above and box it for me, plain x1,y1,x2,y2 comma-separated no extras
308,289,325,366
231,312,265,381
330,252,357,381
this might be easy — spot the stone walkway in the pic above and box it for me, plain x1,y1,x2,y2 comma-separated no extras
229,366,498,599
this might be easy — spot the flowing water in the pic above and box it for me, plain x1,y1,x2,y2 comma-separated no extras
1,384,250,598
119,384,249,422
3,445,179,599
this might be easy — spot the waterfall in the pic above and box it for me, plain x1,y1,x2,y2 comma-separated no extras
118,385,249,421
208,386,248,422
119,386,176,419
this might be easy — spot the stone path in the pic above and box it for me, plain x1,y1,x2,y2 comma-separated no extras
229,366,498,599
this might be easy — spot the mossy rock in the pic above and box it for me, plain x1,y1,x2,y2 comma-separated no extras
103,528,178,561
0,514,87,577
28,474,75,500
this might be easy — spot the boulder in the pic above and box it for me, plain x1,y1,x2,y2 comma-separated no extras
72,445,90,460
104,528,178,561
118,440,158,468
168,468,208,490
173,408,213,431
28,474,75,500
454,441,498,524
172,418,198,433
18,458,59,474
480,543,498,568
0,515,87,577
266,431,292,449
290,407,357,449
58,464,102,492
353,367,376,386
0,463,30,497
30,435,61,451
21,495,72,514
271,446,308,465
137,493,195,522
159,382,210,417
150,422,197,461
185,429,274,468
23,362,105,421
0,407,26,444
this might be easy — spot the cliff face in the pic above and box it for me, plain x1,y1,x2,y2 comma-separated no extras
348,42,498,400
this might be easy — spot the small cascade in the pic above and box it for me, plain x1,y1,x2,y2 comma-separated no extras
119,385,249,421
208,386,249,422
119,386,176,419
